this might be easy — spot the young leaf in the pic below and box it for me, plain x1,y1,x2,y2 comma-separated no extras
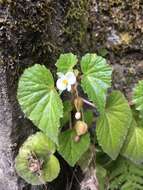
56,53,78,73
17,64,63,144
15,132,60,185
121,113,143,164
81,53,112,112
58,129,90,167
16,154,60,185
20,132,56,155
133,80,143,118
96,91,132,160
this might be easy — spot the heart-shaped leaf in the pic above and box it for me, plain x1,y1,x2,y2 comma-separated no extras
61,101,73,127
133,80,143,118
56,53,78,73
81,53,112,112
121,110,143,164
15,132,60,185
58,129,90,167
96,91,132,160
17,64,63,144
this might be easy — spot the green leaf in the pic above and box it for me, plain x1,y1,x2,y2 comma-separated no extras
96,164,107,190
84,110,94,126
61,101,73,127
121,112,143,164
58,129,90,167
108,157,143,190
78,146,95,172
98,48,109,57
15,132,60,185
81,53,112,112
16,154,60,185
96,91,132,160
17,64,63,144
19,132,56,155
56,53,78,73
133,80,143,118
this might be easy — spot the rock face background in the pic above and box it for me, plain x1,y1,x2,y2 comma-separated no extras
0,0,143,189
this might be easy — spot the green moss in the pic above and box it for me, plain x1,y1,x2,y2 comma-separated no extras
63,0,143,54
1,0,62,86
64,0,90,48
96,0,143,53
0,0,11,5
10,1,60,60
108,0,123,6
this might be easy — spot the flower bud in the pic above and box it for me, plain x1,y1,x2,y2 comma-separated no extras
74,121,88,136
75,111,81,120
74,135,80,142
29,161,40,173
74,97,83,111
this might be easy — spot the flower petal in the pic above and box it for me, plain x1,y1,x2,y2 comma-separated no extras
67,84,72,91
65,72,76,85
56,78,67,91
57,72,64,78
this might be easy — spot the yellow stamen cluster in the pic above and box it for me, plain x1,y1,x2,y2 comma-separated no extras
62,79,68,85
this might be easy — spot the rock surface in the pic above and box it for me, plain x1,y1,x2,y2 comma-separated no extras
0,0,143,189
0,65,18,190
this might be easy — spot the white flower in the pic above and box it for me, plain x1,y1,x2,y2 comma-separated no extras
56,71,76,92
